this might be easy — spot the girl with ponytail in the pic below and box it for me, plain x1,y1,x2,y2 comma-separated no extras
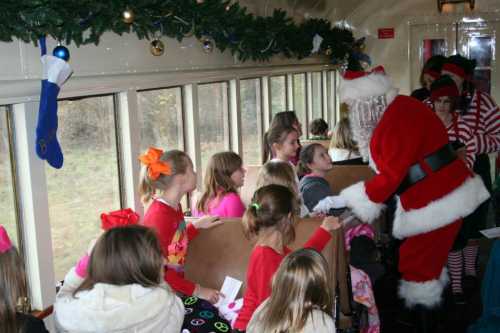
233,184,341,331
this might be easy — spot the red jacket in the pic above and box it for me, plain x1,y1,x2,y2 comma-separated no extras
143,199,198,295
233,227,331,330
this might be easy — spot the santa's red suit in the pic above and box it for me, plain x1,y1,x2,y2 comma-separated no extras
338,67,489,308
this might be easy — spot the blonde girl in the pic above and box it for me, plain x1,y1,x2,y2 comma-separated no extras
0,226,48,333
257,160,308,217
54,225,184,333
247,248,335,333
194,151,246,218
139,147,223,303
233,184,341,331
329,117,361,162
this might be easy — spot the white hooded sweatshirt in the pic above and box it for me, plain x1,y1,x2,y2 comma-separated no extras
54,268,184,333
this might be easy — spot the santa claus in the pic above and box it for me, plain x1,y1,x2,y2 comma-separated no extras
336,67,489,313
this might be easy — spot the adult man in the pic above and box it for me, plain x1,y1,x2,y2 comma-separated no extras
337,66,489,330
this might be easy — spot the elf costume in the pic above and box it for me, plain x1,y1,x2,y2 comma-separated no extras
337,66,489,309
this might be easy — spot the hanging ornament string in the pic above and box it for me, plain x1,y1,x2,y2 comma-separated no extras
260,38,275,53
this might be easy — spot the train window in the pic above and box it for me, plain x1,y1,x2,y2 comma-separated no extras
0,106,19,247
311,72,323,120
239,78,262,165
198,82,230,175
46,96,122,281
270,76,286,115
293,73,307,135
138,87,184,152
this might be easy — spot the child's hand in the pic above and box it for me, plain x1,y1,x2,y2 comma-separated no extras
320,216,342,232
192,216,223,229
195,286,225,304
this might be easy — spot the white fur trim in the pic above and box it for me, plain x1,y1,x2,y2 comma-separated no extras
399,268,449,308
340,181,385,223
42,55,73,87
393,174,490,239
340,72,394,102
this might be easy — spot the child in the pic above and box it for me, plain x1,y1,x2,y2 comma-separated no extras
233,184,341,331
262,123,300,165
309,118,330,140
298,143,334,212
329,118,362,164
54,225,184,333
247,248,335,333
269,111,303,165
139,147,223,302
0,226,49,333
194,151,246,218
297,143,347,216
257,160,309,217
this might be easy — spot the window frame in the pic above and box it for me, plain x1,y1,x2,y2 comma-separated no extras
6,63,340,315
1,106,24,253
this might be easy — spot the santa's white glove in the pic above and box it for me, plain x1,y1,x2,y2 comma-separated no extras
313,195,347,214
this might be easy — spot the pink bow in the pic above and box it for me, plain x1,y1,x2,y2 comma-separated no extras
0,225,13,253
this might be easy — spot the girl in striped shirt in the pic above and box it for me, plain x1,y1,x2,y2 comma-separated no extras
430,75,477,300
441,54,500,293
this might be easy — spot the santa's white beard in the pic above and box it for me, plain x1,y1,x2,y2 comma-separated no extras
347,94,389,161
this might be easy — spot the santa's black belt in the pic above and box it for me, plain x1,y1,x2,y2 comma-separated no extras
397,143,457,194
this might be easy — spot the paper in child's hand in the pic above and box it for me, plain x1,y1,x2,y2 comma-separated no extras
214,276,242,308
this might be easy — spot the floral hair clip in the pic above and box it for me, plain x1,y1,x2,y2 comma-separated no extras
0,225,13,254
139,147,172,180
100,208,140,231
250,203,261,211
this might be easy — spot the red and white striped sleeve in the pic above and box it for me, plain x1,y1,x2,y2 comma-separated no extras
469,92,500,154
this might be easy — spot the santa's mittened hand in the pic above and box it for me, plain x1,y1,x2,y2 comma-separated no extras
313,195,347,213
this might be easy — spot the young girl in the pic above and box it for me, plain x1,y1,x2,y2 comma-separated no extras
309,118,330,140
262,123,300,165
298,143,334,212
247,248,335,333
233,184,341,331
268,111,303,165
194,151,246,218
54,225,184,332
0,226,48,333
441,55,500,294
257,160,308,217
297,143,347,216
329,118,362,164
139,147,223,302
430,75,478,302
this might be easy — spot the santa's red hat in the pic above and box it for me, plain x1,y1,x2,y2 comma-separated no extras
340,65,396,103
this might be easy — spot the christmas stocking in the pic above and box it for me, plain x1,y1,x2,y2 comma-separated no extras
36,37,73,169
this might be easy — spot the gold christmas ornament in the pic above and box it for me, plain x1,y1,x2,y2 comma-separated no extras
122,8,135,24
325,47,332,56
196,0,204,3
150,39,165,56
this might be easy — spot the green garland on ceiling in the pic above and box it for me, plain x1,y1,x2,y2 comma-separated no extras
0,0,360,68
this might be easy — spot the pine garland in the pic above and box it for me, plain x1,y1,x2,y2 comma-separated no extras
0,0,359,67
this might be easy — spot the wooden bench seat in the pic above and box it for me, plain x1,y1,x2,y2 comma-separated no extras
184,217,353,322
